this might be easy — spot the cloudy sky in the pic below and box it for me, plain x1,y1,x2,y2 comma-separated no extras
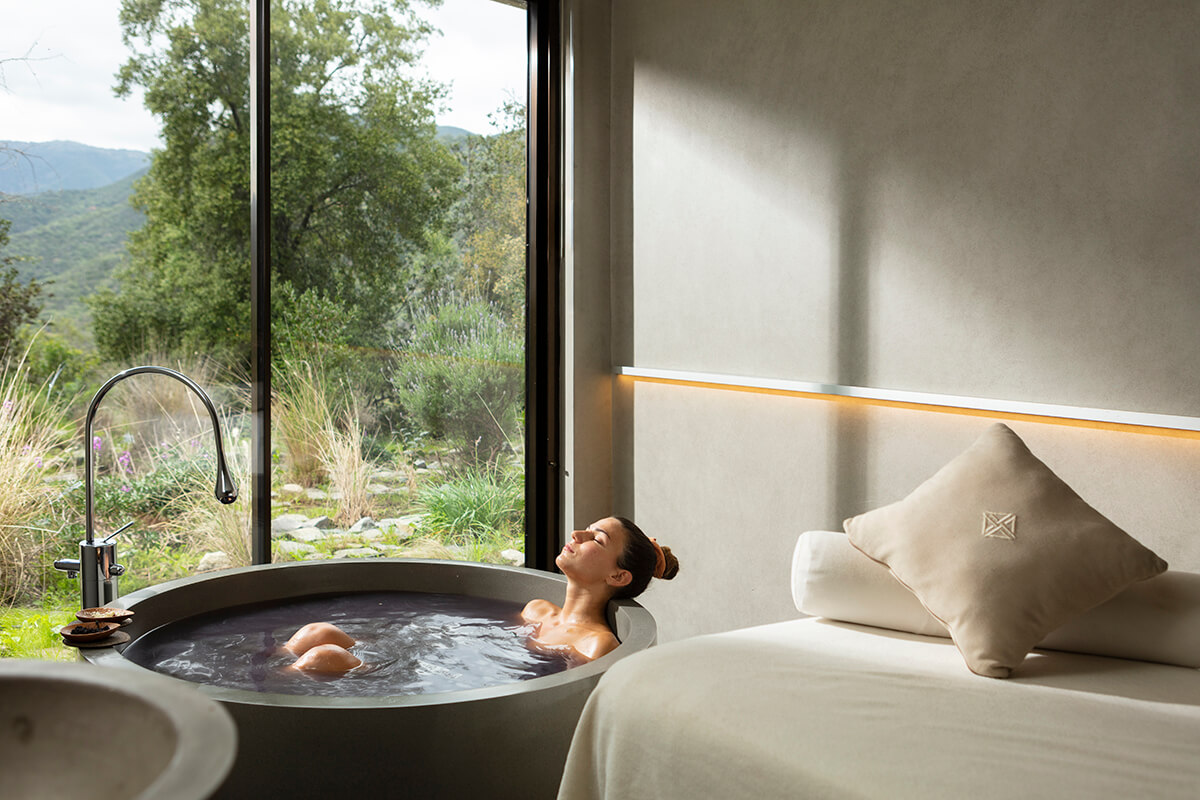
0,0,526,152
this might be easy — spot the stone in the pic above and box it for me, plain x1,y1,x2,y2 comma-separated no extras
332,547,380,559
280,483,304,495
290,529,327,543
500,549,525,566
360,530,384,542
366,483,392,494
273,513,309,532
272,514,312,538
277,540,318,556
308,515,336,529
305,488,329,501
413,458,427,470
349,517,377,532
196,551,233,572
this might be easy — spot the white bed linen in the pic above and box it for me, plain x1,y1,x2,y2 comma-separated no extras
557,618,1200,800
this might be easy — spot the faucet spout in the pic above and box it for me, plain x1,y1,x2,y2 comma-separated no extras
84,366,238,546
68,365,239,609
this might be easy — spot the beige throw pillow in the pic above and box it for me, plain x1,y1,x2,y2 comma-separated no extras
844,423,1168,678
792,530,1200,669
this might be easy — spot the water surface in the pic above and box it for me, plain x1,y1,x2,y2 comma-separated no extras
123,591,582,697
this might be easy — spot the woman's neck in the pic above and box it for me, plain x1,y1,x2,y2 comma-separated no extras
559,579,612,626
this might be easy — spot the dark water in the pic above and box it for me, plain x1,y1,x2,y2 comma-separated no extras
123,591,583,697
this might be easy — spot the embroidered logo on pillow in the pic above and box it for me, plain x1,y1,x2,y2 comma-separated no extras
982,511,1017,540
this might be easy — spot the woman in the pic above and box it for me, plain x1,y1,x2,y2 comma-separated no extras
281,516,678,670
522,516,679,662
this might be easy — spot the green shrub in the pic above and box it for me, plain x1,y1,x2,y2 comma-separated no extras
91,455,213,518
419,464,523,539
391,299,523,462
22,332,100,402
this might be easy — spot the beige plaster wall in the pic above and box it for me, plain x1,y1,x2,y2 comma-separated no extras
567,0,1200,642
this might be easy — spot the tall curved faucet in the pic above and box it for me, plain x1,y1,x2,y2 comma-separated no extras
55,366,238,609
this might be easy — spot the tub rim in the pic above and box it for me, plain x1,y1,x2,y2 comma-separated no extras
84,558,656,709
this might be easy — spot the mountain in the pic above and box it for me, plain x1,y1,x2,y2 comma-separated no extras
3,171,145,337
436,125,474,145
0,141,150,195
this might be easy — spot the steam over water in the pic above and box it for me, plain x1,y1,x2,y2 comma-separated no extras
123,591,582,697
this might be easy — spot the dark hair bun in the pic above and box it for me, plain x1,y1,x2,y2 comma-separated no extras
659,545,680,580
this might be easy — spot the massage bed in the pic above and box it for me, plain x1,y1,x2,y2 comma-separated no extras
558,426,1200,799
559,614,1200,799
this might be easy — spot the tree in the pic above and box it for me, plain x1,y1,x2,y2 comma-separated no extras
91,0,462,363
0,218,46,350
450,100,526,322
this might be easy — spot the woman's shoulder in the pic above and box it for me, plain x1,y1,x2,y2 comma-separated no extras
572,628,620,661
521,598,560,622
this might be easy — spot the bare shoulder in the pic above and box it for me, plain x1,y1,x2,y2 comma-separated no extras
521,598,560,623
573,629,620,662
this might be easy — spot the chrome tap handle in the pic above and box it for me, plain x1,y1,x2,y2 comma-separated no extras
102,521,136,544
53,558,80,579
109,564,126,577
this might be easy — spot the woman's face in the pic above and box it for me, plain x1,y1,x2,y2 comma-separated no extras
556,517,630,585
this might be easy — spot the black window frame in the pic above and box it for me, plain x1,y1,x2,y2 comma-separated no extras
248,0,562,568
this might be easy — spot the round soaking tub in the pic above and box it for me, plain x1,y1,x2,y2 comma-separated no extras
82,559,657,800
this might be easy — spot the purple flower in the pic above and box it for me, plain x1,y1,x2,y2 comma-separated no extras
34,457,43,469
92,436,103,453
120,485,132,493
118,450,134,474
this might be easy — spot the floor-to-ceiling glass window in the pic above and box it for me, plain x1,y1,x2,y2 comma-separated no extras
266,0,531,567
0,1,540,637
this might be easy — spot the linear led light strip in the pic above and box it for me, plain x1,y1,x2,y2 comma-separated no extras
614,366,1200,439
